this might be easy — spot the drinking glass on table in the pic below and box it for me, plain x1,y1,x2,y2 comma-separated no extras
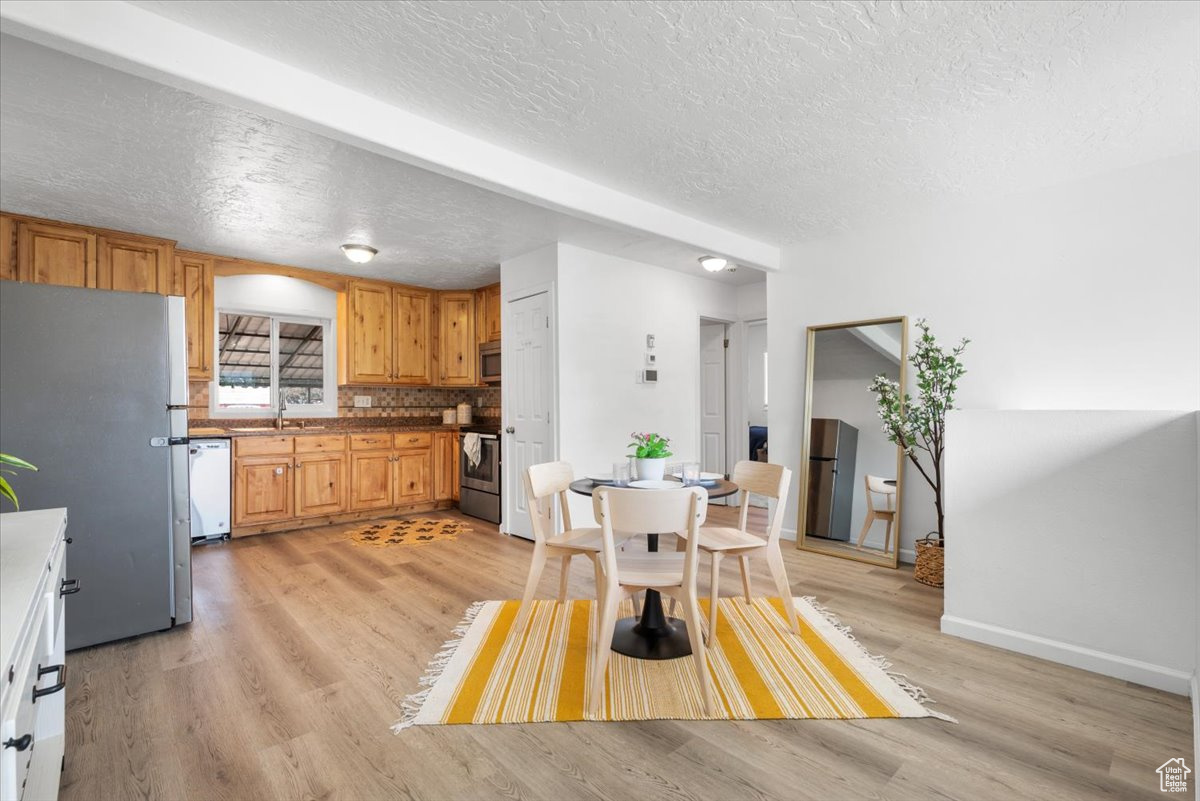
681,462,701,485
612,462,630,487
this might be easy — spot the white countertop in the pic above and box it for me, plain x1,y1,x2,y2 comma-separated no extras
0,508,67,673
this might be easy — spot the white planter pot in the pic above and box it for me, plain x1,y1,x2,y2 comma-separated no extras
635,457,667,482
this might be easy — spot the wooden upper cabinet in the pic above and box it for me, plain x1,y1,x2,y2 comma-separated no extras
172,251,215,380
485,283,501,342
438,291,476,386
98,234,172,293
17,220,98,288
393,287,432,385
0,215,16,282
347,281,394,384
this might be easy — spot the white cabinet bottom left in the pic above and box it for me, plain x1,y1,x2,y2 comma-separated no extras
1,509,70,801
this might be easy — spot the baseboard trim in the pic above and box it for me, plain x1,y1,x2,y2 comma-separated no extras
940,615,1192,695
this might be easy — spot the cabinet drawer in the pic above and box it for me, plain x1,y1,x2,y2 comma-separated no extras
234,435,294,456
350,434,392,451
44,542,67,659
294,434,347,453
393,431,432,450
1,595,48,801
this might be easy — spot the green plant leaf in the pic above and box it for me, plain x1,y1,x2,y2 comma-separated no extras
0,475,18,509
0,453,37,471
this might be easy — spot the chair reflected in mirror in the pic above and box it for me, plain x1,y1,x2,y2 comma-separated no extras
856,475,896,553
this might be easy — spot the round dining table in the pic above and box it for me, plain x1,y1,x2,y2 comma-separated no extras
568,476,739,660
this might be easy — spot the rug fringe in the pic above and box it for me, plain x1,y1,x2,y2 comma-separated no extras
391,600,487,733
800,596,956,723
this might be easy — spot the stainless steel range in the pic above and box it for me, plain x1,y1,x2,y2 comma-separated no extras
459,426,500,524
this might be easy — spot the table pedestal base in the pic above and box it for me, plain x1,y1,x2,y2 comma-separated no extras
608,586,693,660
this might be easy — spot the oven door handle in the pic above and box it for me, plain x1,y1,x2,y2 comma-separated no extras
462,433,498,440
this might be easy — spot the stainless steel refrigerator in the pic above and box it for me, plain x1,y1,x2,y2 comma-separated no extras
805,418,858,541
0,282,192,650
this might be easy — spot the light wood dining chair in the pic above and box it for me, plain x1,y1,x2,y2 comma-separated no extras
591,486,713,718
515,462,629,632
856,475,896,551
676,460,798,640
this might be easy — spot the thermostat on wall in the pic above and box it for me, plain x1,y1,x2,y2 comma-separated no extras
638,369,658,384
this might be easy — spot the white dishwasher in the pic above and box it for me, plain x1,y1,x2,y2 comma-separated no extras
189,439,231,542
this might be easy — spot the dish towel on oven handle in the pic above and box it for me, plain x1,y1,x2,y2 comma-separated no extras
462,432,481,468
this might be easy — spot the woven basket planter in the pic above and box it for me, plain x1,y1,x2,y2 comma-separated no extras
913,535,944,588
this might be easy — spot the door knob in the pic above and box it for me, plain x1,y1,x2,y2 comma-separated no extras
505,427,515,434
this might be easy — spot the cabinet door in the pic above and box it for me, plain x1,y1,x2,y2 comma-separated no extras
295,453,347,517
173,252,214,379
348,281,394,383
234,456,294,526
350,451,394,510
438,291,476,386
395,450,432,505
98,234,172,293
486,283,502,342
393,287,432,385
432,431,457,501
17,220,98,288
0,214,16,281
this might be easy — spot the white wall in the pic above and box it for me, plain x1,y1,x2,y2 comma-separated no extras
737,281,767,321
555,243,740,521
809,379,900,549
768,152,1200,553
942,410,1197,694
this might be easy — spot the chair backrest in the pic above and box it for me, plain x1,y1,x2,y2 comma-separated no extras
729,460,792,545
864,475,896,511
593,486,708,582
523,461,577,544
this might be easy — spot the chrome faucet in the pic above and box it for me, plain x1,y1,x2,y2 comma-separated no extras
276,390,287,430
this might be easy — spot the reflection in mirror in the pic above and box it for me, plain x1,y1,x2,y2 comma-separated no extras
799,318,906,568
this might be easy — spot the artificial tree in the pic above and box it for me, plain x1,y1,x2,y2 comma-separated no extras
869,319,969,545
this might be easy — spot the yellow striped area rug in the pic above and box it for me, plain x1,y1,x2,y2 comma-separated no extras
393,596,952,729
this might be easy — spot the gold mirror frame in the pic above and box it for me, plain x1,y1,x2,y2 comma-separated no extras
796,316,908,568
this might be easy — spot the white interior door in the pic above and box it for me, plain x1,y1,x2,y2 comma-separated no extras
700,322,727,486
504,291,552,539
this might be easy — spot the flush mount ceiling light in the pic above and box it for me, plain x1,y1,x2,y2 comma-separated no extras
699,255,728,273
340,243,378,264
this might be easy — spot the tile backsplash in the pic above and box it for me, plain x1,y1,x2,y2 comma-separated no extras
189,382,500,419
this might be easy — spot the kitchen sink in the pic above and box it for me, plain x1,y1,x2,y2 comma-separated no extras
229,425,328,432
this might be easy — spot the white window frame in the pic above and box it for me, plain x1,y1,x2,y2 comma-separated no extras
209,308,337,418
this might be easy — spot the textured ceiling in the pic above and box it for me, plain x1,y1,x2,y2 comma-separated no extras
132,0,1200,244
0,35,762,286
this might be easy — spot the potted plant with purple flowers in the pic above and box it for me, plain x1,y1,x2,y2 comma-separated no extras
628,432,673,482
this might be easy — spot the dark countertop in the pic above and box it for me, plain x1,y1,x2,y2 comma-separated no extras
190,417,500,438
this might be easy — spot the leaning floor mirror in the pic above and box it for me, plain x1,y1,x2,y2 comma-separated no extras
797,317,907,568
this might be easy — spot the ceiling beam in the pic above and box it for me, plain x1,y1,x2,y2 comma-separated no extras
0,0,780,271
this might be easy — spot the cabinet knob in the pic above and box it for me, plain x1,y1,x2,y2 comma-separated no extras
275,467,284,475
3,734,32,751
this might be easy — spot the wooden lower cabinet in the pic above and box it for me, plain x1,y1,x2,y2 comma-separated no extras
350,450,394,511
433,431,457,501
233,456,294,526
295,452,347,517
233,430,452,536
395,450,432,504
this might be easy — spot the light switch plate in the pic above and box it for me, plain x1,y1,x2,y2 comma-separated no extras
646,334,656,349
353,395,372,408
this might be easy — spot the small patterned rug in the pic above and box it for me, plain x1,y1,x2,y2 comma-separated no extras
347,518,471,547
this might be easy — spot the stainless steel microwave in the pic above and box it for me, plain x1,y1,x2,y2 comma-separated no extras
479,341,501,384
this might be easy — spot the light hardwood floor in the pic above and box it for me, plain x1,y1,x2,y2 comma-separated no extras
60,507,1192,801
